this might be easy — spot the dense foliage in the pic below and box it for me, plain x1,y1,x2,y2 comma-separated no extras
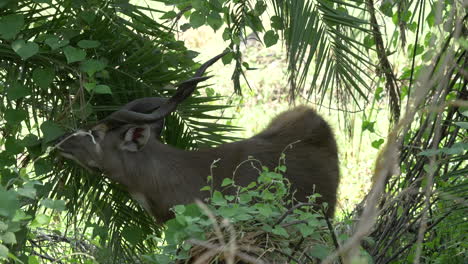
0,0,234,262
0,0,466,263
145,161,340,263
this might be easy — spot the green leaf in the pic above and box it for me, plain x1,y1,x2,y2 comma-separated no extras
418,149,441,157
207,12,223,31
426,9,435,27
261,224,272,232
221,178,233,187
408,22,417,32
180,23,191,32
205,87,215,97
192,0,205,10
272,226,289,238
17,184,37,199
40,199,66,211
32,67,55,90
200,186,211,191
278,165,286,172
457,38,468,50
256,204,273,217
122,226,143,246
5,137,24,154
234,213,252,221
34,158,52,176
379,0,393,17
371,139,384,149
421,50,434,62
31,214,51,226
364,35,375,48
94,85,112,94
218,206,238,217
45,37,69,50
6,82,30,100
12,39,39,60
265,172,283,180
222,51,233,64
212,191,227,206
270,16,284,30
161,11,177,20
63,46,86,63
0,14,24,40
222,28,231,41
442,143,466,155
0,188,19,218
246,182,257,189
264,30,278,47
310,244,330,260
408,44,424,58
225,195,235,201
77,40,101,49
254,1,267,16
0,232,16,244
362,120,376,133
0,244,8,258
394,11,411,24
455,122,468,129
79,11,96,24
4,109,28,124
0,222,7,232
208,0,222,11
239,193,252,204
40,121,65,143
173,205,186,215
80,59,107,76
20,134,40,147
298,223,314,237
190,11,205,28
424,32,437,47
84,82,96,93
28,256,40,264
246,13,263,32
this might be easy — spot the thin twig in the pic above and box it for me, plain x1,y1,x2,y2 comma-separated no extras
274,202,316,226
323,209,343,264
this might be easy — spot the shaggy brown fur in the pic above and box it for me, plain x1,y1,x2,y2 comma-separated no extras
58,106,339,222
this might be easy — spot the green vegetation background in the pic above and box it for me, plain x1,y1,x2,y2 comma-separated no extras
0,0,466,263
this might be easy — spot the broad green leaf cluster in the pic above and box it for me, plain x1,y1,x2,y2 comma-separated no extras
0,0,234,262
0,0,466,263
144,162,341,263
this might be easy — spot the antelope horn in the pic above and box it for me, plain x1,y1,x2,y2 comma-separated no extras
104,51,228,125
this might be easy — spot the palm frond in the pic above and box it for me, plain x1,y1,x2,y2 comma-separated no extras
266,0,373,109
0,1,237,262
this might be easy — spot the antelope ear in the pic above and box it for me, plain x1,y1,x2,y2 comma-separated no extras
120,125,151,152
